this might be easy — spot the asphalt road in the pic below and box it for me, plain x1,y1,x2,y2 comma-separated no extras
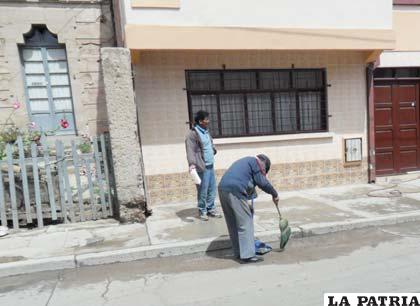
1,221,420,306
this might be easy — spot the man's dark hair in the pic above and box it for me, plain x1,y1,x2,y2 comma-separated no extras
257,154,271,173
194,110,210,125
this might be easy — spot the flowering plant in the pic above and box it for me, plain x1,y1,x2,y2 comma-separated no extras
60,118,70,129
0,100,70,159
78,127,92,154
0,100,21,159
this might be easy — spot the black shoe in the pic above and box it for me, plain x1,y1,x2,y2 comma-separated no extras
240,256,264,264
207,209,222,218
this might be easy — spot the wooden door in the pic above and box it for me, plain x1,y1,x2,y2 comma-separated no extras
374,81,420,175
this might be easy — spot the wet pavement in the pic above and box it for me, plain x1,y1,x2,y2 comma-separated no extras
148,181,420,244
1,178,420,271
1,221,419,306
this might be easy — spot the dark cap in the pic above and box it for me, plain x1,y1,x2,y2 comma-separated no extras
257,154,271,173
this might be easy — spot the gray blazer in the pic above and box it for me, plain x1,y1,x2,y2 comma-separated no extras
185,127,217,173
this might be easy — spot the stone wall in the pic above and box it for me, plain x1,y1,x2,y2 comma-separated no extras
0,0,114,136
101,47,147,222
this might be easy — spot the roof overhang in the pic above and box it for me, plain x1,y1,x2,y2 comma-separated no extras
125,25,396,53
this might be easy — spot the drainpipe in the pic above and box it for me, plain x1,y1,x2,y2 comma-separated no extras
131,56,152,217
109,0,124,47
366,62,376,183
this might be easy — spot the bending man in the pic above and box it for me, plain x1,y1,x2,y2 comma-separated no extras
218,154,279,263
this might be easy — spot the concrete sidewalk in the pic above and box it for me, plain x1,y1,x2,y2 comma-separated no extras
1,176,420,277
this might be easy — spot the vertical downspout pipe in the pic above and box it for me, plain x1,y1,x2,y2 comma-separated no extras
366,62,376,183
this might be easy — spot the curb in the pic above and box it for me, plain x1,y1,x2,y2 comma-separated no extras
0,256,75,278
2,211,420,278
299,210,420,237
76,237,232,267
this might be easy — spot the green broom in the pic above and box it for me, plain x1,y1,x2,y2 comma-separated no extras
274,202,291,251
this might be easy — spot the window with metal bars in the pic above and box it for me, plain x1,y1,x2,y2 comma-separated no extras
186,69,328,138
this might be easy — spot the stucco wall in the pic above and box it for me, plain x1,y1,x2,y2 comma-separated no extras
393,8,420,51
0,0,114,136
135,50,368,176
392,9,420,51
378,8,420,68
124,0,392,30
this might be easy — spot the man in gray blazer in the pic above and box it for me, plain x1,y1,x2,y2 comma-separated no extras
185,110,222,221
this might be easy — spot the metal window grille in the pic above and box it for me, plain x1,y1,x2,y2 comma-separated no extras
186,69,328,138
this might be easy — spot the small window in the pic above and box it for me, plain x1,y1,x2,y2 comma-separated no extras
258,71,290,90
220,94,246,136
247,93,273,134
187,71,221,91
20,25,76,134
274,92,297,132
394,68,419,78
293,70,324,89
373,68,393,79
223,71,257,90
374,67,420,79
186,69,328,138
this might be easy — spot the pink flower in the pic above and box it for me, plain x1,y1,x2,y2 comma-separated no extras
12,100,21,110
60,118,69,129
28,122,36,129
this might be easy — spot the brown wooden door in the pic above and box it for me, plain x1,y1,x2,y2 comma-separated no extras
374,81,420,175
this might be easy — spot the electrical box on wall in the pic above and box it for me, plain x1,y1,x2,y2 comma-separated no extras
344,138,362,164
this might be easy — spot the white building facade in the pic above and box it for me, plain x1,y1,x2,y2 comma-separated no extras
114,0,395,205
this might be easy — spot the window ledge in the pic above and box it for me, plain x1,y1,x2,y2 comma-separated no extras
394,0,420,5
131,0,180,8
213,132,334,145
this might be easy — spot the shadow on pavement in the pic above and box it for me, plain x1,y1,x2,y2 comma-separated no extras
176,208,199,223
204,235,242,263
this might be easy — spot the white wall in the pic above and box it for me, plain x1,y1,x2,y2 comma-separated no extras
380,51,420,67
123,0,392,29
